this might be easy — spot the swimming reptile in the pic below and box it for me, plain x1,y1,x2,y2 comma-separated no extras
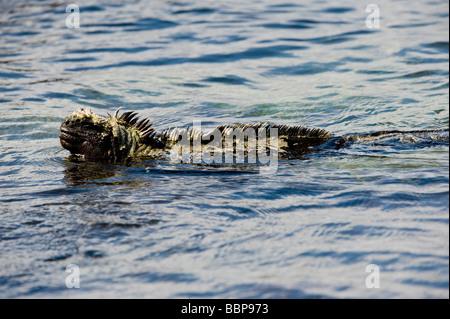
60,107,448,162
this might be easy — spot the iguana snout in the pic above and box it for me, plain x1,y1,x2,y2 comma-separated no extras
60,108,117,161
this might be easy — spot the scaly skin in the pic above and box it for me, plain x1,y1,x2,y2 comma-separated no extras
59,107,333,161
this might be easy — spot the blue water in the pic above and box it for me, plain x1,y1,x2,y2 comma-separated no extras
0,0,448,298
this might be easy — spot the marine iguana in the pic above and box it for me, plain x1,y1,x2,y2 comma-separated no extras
59,107,448,162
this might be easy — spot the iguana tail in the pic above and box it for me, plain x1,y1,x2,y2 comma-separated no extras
343,128,449,142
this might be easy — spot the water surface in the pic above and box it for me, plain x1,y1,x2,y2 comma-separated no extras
0,0,448,298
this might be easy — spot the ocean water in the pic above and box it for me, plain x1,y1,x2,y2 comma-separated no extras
0,0,448,298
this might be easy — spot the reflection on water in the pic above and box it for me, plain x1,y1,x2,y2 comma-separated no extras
63,160,119,186
0,0,448,298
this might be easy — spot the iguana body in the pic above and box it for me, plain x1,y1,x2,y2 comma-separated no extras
59,107,448,162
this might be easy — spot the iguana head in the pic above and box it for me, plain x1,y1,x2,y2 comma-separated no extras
60,107,156,161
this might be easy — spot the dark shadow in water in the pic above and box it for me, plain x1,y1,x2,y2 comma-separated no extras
61,154,269,193
64,46,158,54
81,17,178,32
266,61,343,76
65,45,307,71
62,156,150,182
201,74,252,85
62,157,128,186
